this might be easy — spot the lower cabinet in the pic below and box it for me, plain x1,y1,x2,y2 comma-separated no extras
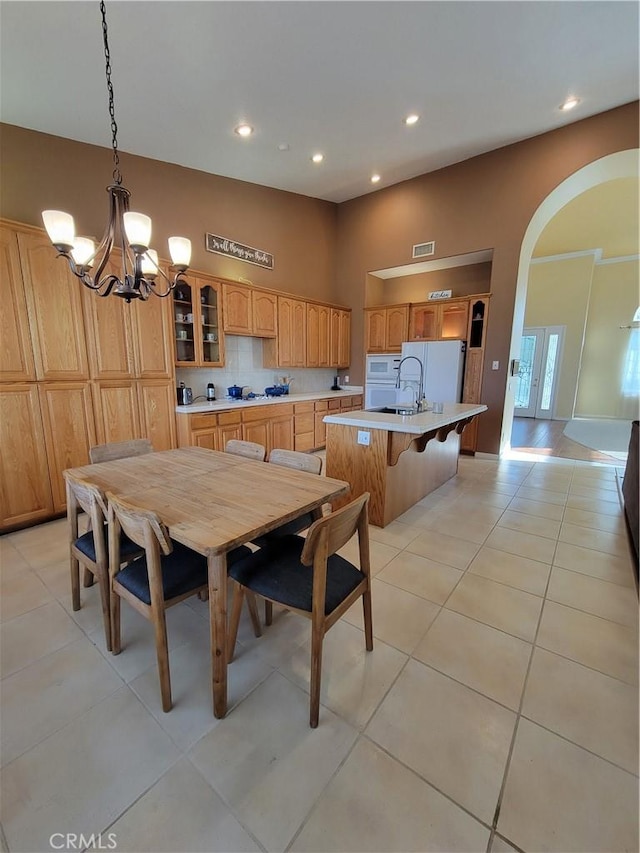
242,404,294,454
294,402,315,451
38,381,96,511
0,383,53,529
137,380,177,452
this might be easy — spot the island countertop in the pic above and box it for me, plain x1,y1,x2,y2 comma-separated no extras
323,403,487,435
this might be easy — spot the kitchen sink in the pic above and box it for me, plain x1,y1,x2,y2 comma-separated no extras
377,406,418,416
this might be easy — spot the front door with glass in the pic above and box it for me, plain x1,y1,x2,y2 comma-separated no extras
514,326,564,419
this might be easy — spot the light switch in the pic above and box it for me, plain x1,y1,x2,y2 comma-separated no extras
492,361,500,370
357,430,371,446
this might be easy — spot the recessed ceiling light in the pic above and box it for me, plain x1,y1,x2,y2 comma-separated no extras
404,114,419,126
311,153,324,163
371,174,381,184
278,143,290,152
234,124,253,137
559,97,580,112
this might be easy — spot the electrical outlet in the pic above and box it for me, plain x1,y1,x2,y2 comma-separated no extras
492,360,500,370
344,375,349,384
357,430,371,446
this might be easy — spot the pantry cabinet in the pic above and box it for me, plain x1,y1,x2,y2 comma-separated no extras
0,226,35,382
460,295,490,453
0,219,182,530
0,384,53,529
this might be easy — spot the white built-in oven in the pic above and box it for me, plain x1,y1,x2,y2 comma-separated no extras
366,353,400,383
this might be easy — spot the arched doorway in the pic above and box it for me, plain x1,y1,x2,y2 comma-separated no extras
501,149,640,456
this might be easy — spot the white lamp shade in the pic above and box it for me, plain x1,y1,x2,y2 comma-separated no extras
141,249,159,276
71,237,95,267
168,236,191,267
42,210,75,246
123,212,152,249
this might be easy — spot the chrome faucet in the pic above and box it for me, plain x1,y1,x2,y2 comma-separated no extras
396,356,427,412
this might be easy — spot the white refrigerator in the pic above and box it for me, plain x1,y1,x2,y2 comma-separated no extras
398,340,465,404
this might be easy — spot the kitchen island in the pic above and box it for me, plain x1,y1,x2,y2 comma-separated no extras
324,403,487,527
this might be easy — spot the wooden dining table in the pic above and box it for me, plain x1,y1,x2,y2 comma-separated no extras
63,446,350,717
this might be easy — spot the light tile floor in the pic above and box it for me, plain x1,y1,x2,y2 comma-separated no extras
0,455,638,852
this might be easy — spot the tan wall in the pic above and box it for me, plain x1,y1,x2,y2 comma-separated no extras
336,102,639,452
575,259,640,418
367,263,492,306
525,256,595,419
2,102,638,453
0,124,339,303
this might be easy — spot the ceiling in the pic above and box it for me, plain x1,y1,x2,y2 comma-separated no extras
0,1,638,204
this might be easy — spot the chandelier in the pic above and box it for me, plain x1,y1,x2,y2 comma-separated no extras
42,1,191,301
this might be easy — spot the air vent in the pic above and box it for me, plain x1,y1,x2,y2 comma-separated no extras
412,241,435,259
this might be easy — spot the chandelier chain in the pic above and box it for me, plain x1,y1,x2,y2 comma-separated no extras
100,0,121,185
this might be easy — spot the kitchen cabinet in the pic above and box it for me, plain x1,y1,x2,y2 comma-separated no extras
314,400,328,447
0,383,53,529
137,380,177,451
409,298,469,342
82,265,134,380
91,380,142,445
176,409,243,451
294,401,315,451
0,225,35,382
263,296,306,368
330,308,351,368
131,283,174,378
243,404,294,453
306,303,331,367
18,230,90,380
364,304,409,353
222,283,277,338
38,381,96,511
174,277,225,368
460,295,490,453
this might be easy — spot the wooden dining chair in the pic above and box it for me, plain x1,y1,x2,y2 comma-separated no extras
257,448,325,626
107,491,252,712
228,492,373,727
89,438,154,464
224,439,266,461
65,472,142,651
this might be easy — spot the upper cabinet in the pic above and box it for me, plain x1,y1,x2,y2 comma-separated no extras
330,308,351,368
222,282,277,337
264,296,306,368
364,304,409,352
18,230,89,380
174,277,225,368
408,298,469,342
0,225,35,382
306,303,330,367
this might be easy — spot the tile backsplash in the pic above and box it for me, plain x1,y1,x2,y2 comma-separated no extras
176,336,340,401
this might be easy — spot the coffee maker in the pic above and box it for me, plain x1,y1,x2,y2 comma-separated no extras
176,382,193,405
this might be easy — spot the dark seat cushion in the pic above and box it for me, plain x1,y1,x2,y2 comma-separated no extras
74,526,141,563
252,511,316,548
115,542,252,606
229,535,364,615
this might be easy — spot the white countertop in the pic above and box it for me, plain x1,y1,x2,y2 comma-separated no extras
323,403,487,435
175,388,363,415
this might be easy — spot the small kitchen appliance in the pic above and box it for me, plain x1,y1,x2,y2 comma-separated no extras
176,382,193,405
206,383,216,401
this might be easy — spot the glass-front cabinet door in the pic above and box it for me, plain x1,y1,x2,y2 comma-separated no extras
173,282,196,366
199,282,223,366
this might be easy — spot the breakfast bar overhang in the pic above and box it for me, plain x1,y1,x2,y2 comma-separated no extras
324,404,487,527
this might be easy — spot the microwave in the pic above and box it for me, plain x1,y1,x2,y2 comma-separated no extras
366,353,400,383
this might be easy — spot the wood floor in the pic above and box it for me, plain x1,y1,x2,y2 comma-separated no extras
510,417,625,465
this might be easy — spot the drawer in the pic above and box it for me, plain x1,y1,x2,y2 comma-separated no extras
294,402,315,414
295,413,315,434
190,413,218,430
314,400,328,411
242,406,270,423
328,399,341,410
340,399,353,409
218,410,241,425
295,432,316,452
271,403,293,417
351,395,363,408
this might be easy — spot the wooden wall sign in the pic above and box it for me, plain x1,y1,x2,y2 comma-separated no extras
205,233,274,270
427,289,452,300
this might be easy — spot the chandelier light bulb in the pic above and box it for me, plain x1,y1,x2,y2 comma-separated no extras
141,249,159,277
70,237,95,267
42,210,75,249
168,236,192,269
123,212,152,251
